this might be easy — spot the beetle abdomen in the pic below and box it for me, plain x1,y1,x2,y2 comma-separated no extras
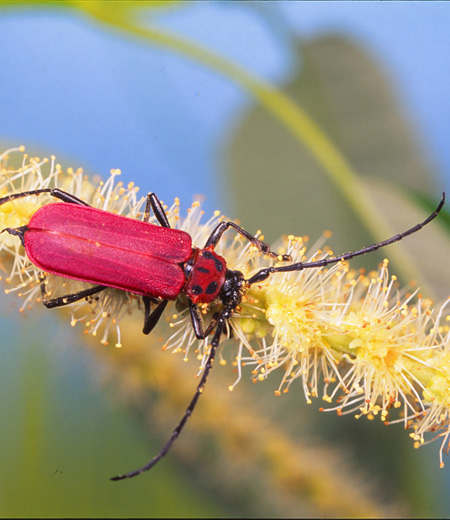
26,203,193,299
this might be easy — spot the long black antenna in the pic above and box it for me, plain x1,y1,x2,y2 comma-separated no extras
110,319,225,481
247,193,446,285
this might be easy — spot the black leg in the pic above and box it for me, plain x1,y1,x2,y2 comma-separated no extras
204,221,291,262
110,316,226,481
142,297,168,335
0,188,91,207
144,193,170,228
40,281,106,308
247,193,446,285
189,301,218,340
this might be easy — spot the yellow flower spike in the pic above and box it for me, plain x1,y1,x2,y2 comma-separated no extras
1,147,450,469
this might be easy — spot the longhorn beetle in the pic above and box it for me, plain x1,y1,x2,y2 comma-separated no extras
0,188,445,480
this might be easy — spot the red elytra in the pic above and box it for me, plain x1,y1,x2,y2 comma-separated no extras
26,202,226,303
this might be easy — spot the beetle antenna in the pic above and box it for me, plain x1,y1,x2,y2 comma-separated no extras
110,319,225,481
247,192,445,285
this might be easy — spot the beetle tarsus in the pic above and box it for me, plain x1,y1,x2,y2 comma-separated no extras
1,225,28,247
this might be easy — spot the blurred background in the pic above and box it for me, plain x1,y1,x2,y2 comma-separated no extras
0,1,449,517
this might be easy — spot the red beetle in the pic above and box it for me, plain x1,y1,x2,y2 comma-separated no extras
0,187,445,480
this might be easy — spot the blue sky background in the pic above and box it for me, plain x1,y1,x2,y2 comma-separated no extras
0,2,448,216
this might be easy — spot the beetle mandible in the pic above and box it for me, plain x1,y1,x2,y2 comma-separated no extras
0,188,446,480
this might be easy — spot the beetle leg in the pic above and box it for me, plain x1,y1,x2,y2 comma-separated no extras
0,188,90,207
142,296,168,335
188,301,218,339
40,280,107,308
144,193,171,228
204,221,292,262
189,301,205,339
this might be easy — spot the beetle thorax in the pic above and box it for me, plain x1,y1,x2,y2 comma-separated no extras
184,247,227,304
